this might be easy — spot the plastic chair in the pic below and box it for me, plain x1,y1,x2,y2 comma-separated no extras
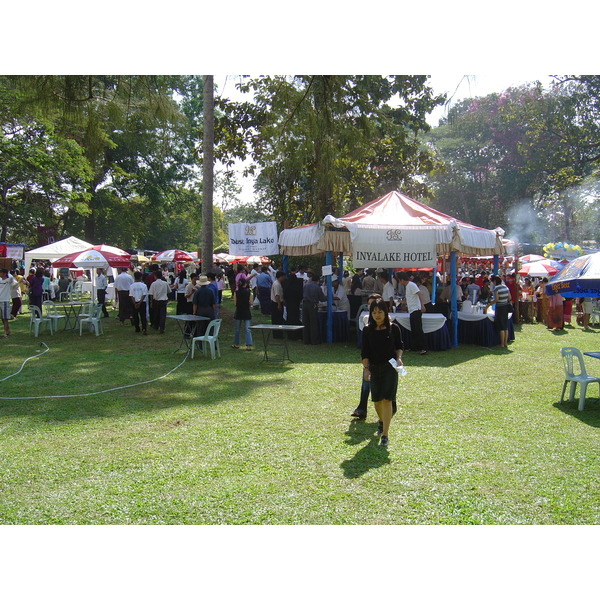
78,303,104,336
59,281,78,302
350,302,369,328
29,305,53,337
191,319,222,359
43,300,66,333
560,347,600,411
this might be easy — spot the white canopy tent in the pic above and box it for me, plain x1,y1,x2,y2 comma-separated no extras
24,236,91,274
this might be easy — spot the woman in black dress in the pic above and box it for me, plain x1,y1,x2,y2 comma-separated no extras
360,298,404,447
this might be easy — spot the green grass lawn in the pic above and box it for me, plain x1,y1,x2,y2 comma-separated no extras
1,293,599,524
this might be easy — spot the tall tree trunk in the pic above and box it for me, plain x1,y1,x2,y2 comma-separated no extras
201,75,214,273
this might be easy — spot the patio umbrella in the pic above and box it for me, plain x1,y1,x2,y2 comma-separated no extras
90,244,130,256
53,248,132,303
151,249,195,262
189,252,221,263
244,255,270,265
546,252,600,297
53,248,131,269
520,254,546,263
518,260,558,278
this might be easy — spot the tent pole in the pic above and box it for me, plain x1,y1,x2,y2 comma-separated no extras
450,251,458,347
326,251,333,343
493,254,499,276
282,255,288,275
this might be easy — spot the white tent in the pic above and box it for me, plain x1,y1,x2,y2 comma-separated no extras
24,236,91,273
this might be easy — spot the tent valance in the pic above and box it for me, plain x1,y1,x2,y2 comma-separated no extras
278,191,504,258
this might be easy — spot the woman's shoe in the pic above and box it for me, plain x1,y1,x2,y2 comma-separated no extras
350,411,366,419
245,345,253,351
231,345,240,349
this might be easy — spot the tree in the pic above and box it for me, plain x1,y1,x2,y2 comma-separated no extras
0,112,91,244
426,81,600,242
239,75,445,228
201,76,214,270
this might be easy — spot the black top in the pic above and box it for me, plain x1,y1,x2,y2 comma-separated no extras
234,287,252,320
361,322,404,364
192,286,215,308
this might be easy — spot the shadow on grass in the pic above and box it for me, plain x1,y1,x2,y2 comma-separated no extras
553,400,600,427
340,419,390,478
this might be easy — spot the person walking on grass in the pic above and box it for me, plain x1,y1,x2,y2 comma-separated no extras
148,272,170,334
129,271,149,335
485,274,512,347
398,271,427,354
360,297,404,447
232,277,253,350
0,268,14,338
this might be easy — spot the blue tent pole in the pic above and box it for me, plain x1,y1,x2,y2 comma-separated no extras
493,255,499,275
450,251,458,347
282,255,289,275
338,253,344,279
326,251,333,343
431,260,437,305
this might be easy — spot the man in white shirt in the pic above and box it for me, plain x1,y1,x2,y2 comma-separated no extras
398,271,427,355
0,269,14,337
297,265,309,283
96,268,109,317
114,267,135,325
378,271,395,312
129,271,149,334
331,275,350,317
148,273,170,333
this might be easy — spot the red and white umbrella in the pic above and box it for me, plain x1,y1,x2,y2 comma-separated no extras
90,244,130,256
53,248,131,269
189,252,222,263
519,254,545,263
243,255,270,265
53,247,132,301
518,260,559,278
151,249,195,263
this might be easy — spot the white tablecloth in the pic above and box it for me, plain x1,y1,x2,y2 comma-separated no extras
457,309,512,323
359,311,446,333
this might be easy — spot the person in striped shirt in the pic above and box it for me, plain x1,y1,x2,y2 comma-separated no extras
485,275,512,348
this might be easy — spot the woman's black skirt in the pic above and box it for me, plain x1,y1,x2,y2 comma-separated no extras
368,362,398,403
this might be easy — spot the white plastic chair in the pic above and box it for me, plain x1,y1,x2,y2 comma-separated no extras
59,281,78,302
43,300,66,333
191,319,222,359
560,347,600,411
78,303,104,336
29,305,53,337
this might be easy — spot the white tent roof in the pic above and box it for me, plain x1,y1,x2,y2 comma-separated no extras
24,236,91,273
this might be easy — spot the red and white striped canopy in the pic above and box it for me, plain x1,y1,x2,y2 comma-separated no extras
53,248,131,269
151,249,195,262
